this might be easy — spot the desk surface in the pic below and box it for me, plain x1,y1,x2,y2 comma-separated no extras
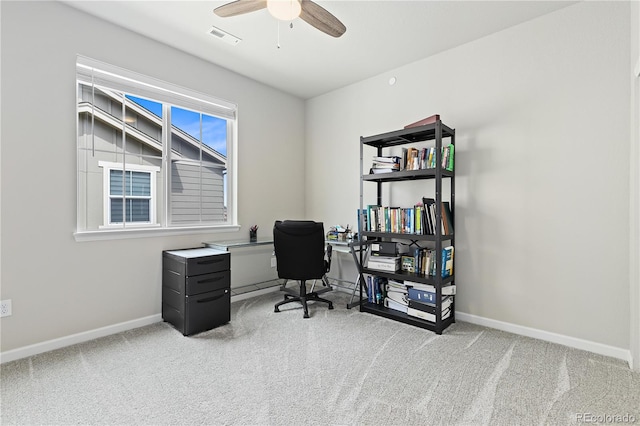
204,239,274,250
205,238,357,250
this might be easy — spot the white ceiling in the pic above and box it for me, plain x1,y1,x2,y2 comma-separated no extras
62,0,576,99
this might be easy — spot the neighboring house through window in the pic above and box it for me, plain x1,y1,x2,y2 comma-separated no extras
75,56,238,240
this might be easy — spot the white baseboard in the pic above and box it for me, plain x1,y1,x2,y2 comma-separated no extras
2,306,632,369
0,314,162,364
456,311,633,368
1,285,284,364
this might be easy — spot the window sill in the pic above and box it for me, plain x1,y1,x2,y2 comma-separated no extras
74,224,241,242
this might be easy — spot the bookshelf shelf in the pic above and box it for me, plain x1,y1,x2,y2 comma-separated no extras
361,231,454,241
358,119,456,335
360,302,456,332
361,267,455,285
363,168,454,182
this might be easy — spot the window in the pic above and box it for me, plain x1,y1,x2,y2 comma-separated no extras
75,57,238,240
99,162,159,226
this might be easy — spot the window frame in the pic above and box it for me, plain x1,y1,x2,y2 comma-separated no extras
98,161,160,229
75,56,239,241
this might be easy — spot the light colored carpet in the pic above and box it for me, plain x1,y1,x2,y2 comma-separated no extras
1,290,639,425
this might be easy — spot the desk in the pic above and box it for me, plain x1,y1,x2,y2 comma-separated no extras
203,239,278,290
205,239,274,250
203,238,366,308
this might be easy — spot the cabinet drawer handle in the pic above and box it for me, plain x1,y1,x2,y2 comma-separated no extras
197,290,229,303
197,259,223,265
197,276,224,284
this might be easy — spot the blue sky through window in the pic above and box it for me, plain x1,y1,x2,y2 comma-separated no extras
126,95,227,156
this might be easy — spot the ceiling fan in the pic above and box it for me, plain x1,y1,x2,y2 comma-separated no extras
214,0,346,38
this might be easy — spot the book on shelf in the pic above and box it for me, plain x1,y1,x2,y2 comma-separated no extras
422,197,435,235
370,141,453,174
372,163,400,170
404,114,440,129
442,246,454,278
372,155,401,164
358,208,368,236
385,289,408,306
370,167,398,174
367,256,400,272
441,201,454,235
404,282,456,296
407,287,437,304
386,279,407,291
370,155,401,174
421,197,453,236
384,297,408,314
405,147,420,170
366,275,387,305
364,202,449,236
407,305,451,323
443,144,454,171
408,296,453,314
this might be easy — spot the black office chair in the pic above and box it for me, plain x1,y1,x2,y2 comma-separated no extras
273,220,334,318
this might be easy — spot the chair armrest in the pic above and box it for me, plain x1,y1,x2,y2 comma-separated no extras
325,244,333,272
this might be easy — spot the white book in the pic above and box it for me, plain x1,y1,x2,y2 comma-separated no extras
386,290,408,305
369,255,400,264
407,306,452,323
385,298,408,313
367,261,399,272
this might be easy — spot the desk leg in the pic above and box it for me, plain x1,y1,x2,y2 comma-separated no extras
346,274,364,309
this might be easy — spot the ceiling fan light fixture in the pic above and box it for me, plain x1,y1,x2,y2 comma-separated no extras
267,0,301,21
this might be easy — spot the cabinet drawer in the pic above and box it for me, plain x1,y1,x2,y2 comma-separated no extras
186,254,230,276
185,288,230,335
186,270,230,295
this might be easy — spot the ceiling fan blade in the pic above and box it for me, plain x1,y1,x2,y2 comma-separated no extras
214,0,267,18
299,0,346,38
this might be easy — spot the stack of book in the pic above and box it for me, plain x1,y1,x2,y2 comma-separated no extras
399,144,454,172
364,200,453,236
405,282,456,323
365,275,387,305
366,255,400,272
383,280,409,313
370,156,400,174
421,198,454,236
401,246,454,277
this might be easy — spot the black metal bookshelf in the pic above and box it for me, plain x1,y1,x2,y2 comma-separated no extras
358,120,456,335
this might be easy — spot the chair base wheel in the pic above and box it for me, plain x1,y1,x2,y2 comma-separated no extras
274,280,334,319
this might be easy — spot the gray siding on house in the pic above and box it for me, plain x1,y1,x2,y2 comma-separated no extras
171,162,225,222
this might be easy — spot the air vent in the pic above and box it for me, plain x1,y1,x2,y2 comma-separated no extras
208,26,241,46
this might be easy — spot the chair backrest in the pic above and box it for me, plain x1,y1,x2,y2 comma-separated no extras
273,220,326,281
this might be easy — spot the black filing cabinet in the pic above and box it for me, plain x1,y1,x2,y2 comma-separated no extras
162,248,231,336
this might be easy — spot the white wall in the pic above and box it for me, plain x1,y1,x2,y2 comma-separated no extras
631,0,640,371
0,1,305,352
306,2,632,353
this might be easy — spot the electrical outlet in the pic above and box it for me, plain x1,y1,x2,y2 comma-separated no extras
0,300,12,318
271,257,277,268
